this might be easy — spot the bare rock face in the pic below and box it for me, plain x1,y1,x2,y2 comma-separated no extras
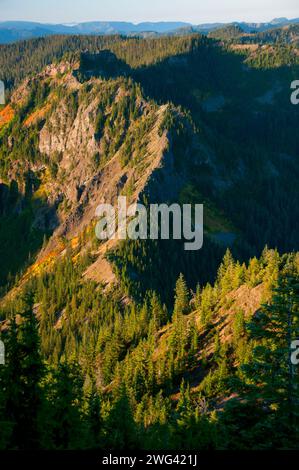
4,59,202,287
39,98,99,165
41,101,171,254
11,68,173,280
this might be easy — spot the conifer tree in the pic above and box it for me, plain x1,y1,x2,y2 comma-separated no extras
84,380,102,449
150,292,167,330
41,361,85,449
244,276,299,420
104,386,139,450
3,294,44,449
173,274,190,321
217,249,235,295
226,275,299,448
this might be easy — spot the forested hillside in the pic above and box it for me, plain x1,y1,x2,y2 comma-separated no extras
0,34,299,450
1,248,298,449
209,23,299,45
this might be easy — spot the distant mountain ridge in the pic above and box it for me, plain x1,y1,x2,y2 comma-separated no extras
1,18,299,43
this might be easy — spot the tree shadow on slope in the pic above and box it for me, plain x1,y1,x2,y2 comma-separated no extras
131,43,299,257
79,42,299,301
0,181,59,293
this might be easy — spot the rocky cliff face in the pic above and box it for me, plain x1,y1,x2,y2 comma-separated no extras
1,58,199,289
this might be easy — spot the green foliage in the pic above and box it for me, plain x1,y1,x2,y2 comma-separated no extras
173,273,190,320
0,294,43,449
0,32,299,451
221,274,299,449
0,248,298,449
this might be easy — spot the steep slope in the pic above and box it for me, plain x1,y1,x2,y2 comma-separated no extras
0,39,299,452
1,38,299,303
0,54,211,297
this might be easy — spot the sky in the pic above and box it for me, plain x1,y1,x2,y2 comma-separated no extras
0,0,299,24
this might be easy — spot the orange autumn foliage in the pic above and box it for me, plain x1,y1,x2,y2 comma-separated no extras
0,105,14,129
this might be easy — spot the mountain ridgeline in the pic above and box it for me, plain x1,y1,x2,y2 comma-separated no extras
0,33,299,450
1,17,299,44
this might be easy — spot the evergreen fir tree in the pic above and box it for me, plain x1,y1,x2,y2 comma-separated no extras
173,274,190,321
3,294,44,449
